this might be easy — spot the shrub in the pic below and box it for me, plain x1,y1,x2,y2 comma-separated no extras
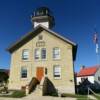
0,86,8,93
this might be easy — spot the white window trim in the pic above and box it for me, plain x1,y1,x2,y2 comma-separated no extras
34,48,47,61
21,67,27,79
22,49,29,61
34,48,40,60
53,47,61,60
53,65,61,79
41,48,46,60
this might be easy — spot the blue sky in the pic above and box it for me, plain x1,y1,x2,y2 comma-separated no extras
0,0,100,72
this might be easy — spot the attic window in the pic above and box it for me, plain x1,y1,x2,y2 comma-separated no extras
38,35,43,40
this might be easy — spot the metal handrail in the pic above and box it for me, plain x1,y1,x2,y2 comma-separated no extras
88,87,100,100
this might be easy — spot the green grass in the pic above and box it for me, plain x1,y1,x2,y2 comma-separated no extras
93,93,100,100
11,90,26,98
61,93,94,100
61,93,88,98
0,90,26,98
77,98,93,100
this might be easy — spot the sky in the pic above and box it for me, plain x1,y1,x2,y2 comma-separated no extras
0,0,100,72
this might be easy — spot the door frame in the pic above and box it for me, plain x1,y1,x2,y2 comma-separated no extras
36,67,44,81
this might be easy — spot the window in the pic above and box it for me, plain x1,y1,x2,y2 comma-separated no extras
98,77,100,81
53,65,61,79
38,35,43,40
41,48,46,59
21,67,27,78
45,68,47,75
34,49,40,60
53,48,60,60
22,49,29,60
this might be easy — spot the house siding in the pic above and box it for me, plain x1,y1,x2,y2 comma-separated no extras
77,76,94,85
9,30,75,93
94,68,100,85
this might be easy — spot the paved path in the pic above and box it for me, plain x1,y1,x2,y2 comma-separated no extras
23,96,76,100
0,96,76,100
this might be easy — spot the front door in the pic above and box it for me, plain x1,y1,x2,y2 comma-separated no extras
36,67,44,81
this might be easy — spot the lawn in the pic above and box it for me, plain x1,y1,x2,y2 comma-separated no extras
61,93,90,99
0,91,98,100
93,93,100,100
0,90,26,98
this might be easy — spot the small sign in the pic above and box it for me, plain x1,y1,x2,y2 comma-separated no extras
36,41,45,47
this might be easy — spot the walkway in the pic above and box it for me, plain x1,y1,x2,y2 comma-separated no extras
0,96,76,100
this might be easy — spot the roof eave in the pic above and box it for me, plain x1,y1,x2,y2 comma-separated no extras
7,25,77,55
77,74,95,77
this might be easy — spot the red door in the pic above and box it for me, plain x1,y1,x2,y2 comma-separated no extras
36,67,44,81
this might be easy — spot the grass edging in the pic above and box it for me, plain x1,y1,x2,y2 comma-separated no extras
93,93,100,99
61,93,88,99
0,90,26,98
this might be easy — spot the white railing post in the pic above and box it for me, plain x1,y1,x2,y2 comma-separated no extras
26,85,29,95
88,87,100,99
87,87,89,100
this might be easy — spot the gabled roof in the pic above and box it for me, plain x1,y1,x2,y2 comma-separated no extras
7,25,77,60
77,65,100,77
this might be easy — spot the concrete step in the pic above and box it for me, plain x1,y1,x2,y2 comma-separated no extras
31,85,42,96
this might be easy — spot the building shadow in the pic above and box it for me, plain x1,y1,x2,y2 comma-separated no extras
42,77,58,96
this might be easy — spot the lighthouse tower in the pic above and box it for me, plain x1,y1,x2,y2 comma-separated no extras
31,7,55,29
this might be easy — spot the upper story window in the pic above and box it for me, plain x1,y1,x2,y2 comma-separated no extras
41,48,46,59
22,49,29,60
38,35,43,40
53,65,61,79
53,48,60,60
21,67,27,78
34,48,40,60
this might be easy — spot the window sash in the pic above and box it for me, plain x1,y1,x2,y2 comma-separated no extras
35,49,40,60
54,65,61,79
41,48,46,59
22,49,29,60
21,68,27,78
53,48,60,59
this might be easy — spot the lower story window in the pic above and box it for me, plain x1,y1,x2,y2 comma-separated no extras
53,65,61,79
21,67,27,78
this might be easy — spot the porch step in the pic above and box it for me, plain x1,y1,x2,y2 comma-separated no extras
31,85,42,96
32,77,45,96
28,77,45,96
